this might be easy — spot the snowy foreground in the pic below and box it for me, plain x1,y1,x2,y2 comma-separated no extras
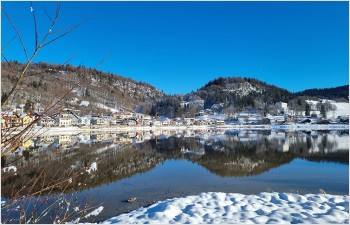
102,192,349,224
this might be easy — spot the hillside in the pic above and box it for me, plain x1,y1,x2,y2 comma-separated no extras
194,77,293,109
2,62,348,118
295,85,349,101
1,62,164,114
137,77,295,118
137,76,348,118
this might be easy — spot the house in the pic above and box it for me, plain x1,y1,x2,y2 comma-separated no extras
216,120,226,125
174,119,184,126
121,112,133,120
144,115,152,120
40,116,56,127
180,101,189,108
184,118,195,126
22,139,33,149
68,113,79,126
276,102,288,111
34,103,45,114
91,116,106,126
14,106,24,115
151,120,162,126
1,114,12,129
158,116,171,126
134,113,145,120
21,114,32,126
142,119,152,126
12,115,23,127
109,117,118,126
78,116,91,126
59,115,72,127
126,119,137,126
194,120,208,126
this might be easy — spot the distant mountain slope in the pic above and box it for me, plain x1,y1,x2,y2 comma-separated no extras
295,85,349,100
1,62,164,114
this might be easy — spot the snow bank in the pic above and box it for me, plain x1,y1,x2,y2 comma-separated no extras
102,192,349,224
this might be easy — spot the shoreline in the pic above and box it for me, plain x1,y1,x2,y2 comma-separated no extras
8,124,349,135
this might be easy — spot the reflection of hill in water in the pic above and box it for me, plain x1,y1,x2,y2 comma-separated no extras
194,148,294,177
2,130,348,197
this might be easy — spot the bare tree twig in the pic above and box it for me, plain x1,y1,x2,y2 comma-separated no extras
2,7,29,61
1,34,17,52
95,50,112,70
30,2,39,50
44,6,53,23
41,22,84,48
63,51,79,65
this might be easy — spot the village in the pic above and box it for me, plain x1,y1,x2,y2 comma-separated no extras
1,99,349,131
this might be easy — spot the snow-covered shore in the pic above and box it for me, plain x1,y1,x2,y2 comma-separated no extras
10,123,350,136
102,192,349,224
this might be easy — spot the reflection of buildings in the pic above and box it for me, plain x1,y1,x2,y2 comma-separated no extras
4,129,348,200
13,130,350,159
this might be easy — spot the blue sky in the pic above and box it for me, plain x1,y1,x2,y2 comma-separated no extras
1,1,349,94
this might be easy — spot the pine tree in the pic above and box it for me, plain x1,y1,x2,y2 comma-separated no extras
305,103,310,116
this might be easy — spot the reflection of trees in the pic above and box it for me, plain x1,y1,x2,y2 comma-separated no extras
149,136,295,177
195,140,294,177
2,130,348,197
2,142,165,197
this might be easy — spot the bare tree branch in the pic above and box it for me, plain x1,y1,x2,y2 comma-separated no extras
95,50,112,70
30,2,39,50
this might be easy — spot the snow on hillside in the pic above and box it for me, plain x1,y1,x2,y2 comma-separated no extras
306,100,349,118
95,103,119,113
80,100,90,107
223,82,262,97
102,192,349,224
331,102,349,118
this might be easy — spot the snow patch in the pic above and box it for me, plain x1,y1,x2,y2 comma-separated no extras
80,101,90,107
86,162,97,174
95,103,119,113
84,206,104,218
2,166,17,173
102,192,349,224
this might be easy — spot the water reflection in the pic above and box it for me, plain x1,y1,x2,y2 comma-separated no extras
2,130,349,198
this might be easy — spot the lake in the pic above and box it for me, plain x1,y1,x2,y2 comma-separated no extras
1,129,348,223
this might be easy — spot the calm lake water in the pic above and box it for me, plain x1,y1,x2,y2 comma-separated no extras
2,129,349,223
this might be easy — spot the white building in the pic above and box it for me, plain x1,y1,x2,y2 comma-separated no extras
276,102,288,111
78,117,91,126
59,115,72,127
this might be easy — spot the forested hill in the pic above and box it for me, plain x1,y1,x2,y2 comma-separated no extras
1,61,165,114
137,77,297,118
193,77,294,109
2,61,347,117
295,85,349,100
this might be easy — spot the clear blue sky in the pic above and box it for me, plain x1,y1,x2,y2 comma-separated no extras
1,1,349,94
